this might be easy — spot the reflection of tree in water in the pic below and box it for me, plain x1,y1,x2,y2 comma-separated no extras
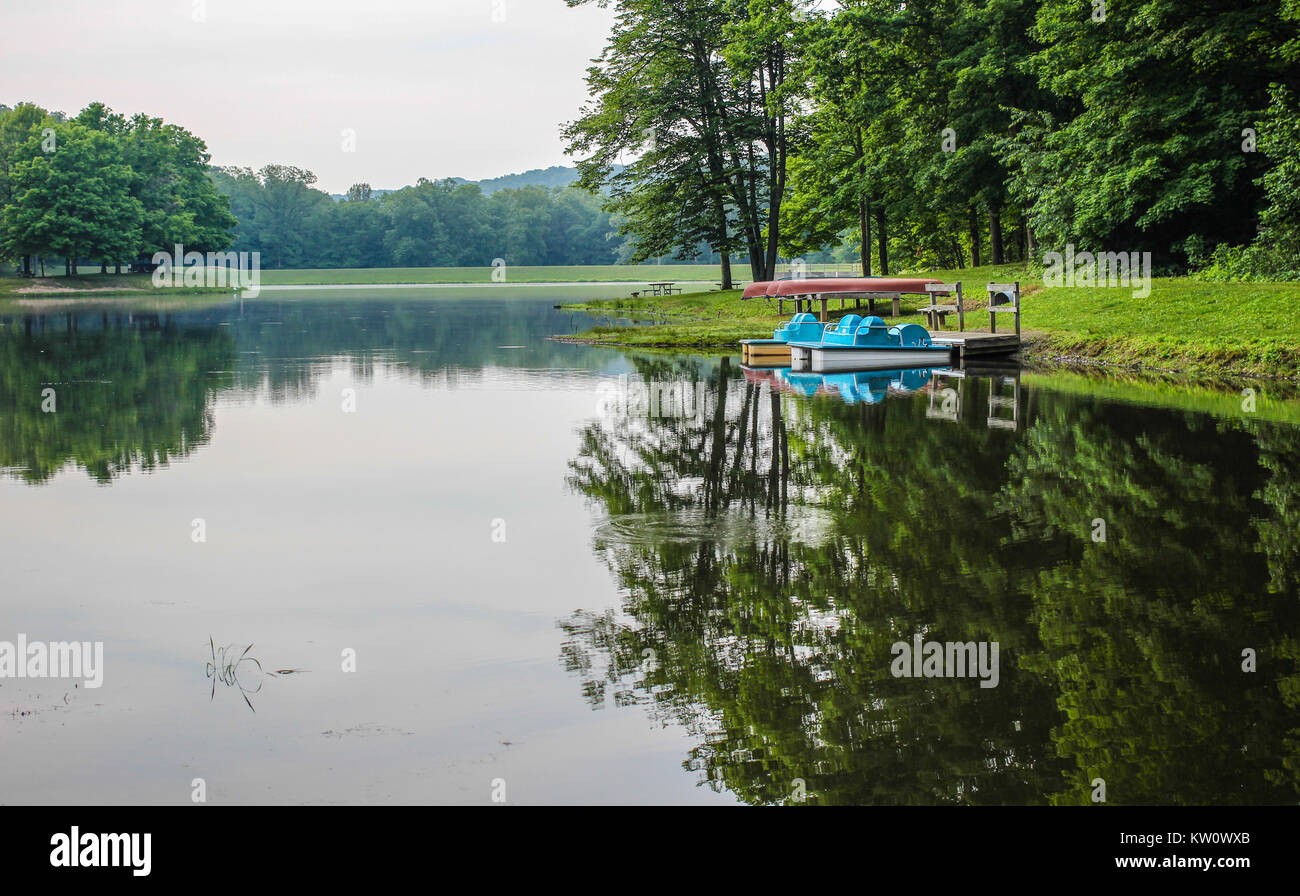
1002,404,1300,803
1251,424,1300,792
563,360,1300,804
0,298,610,483
219,298,610,402
0,312,234,483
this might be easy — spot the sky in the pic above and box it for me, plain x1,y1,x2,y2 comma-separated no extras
0,0,616,193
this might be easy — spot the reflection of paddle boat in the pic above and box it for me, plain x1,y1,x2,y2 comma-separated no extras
739,312,828,365
773,369,825,398
741,364,941,407
775,367,935,405
788,315,953,372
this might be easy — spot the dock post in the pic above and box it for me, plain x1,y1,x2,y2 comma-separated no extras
986,281,1021,336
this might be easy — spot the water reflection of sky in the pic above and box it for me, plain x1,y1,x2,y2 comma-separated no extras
0,295,735,804
2,293,1299,805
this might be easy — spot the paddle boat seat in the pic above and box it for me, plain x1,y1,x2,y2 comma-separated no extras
888,322,933,348
772,312,826,343
816,315,934,349
820,314,865,345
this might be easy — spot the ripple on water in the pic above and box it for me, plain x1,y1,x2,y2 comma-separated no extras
593,506,836,547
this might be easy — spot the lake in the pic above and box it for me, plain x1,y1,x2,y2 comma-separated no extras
1,288,1298,805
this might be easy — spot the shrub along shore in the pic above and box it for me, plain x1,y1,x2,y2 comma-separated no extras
559,265,1300,381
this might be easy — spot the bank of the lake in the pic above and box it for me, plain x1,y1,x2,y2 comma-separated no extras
560,265,1300,380
256,263,726,286
0,272,231,304
0,263,726,304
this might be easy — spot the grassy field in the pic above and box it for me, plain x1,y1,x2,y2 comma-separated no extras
257,264,726,285
0,263,726,306
561,263,1300,379
0,263,726,296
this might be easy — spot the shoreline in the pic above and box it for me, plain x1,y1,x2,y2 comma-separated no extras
558,327,1300,383
558,274,1300,382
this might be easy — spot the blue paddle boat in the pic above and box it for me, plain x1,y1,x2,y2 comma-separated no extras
788,315,953,372
739,312,828,365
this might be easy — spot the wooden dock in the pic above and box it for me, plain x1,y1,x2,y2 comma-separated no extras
742,331,1021,367
930,330,1021,363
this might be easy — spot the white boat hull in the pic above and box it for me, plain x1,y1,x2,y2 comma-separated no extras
808,345,954,373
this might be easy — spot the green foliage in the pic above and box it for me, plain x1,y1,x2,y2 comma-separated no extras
209,168,624,268
579,0,1299,278
1016,0,1288,260
2,119,143,268
0,102,235,271
563,0,808,283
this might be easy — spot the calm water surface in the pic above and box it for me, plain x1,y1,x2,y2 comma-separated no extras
2,289,1298,805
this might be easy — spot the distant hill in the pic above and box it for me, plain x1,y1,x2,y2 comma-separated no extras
331,165,618,200
472,166,581,194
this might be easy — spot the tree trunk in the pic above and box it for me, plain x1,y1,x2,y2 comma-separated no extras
65,255,73,277
716,198,733,290
874,206,888,276
969,206,981,267
989,208,1004,264
1026,225,1038,258
859,196,872,276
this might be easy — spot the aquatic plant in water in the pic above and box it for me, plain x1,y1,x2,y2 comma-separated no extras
205,638,304,712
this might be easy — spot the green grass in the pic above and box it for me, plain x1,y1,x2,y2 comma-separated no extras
258,264,727,285
0,263,729,296
1020,279,1300,377
564,287,767,347
562,263,1300,378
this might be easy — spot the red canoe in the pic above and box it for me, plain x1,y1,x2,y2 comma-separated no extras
744,277,946,298
770,277,945,296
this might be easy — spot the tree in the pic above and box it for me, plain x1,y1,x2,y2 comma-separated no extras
2,119,142,274
1008,0,1292,261
564,0,808,284
251,165,329,268
0,102,52,273
118,112,235,257
344,182,373,202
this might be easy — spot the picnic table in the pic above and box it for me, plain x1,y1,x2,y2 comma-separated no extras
647,281,682,296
